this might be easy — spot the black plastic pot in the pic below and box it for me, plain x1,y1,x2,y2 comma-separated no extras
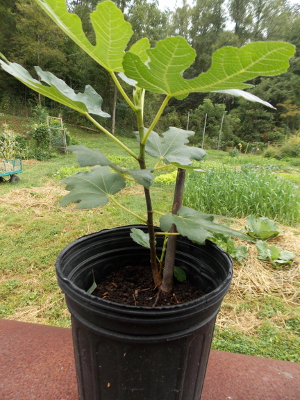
56,225,233,400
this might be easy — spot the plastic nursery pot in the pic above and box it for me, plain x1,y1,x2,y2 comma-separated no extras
56,225,233,400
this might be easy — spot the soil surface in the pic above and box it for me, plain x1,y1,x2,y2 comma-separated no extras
92,265,205,307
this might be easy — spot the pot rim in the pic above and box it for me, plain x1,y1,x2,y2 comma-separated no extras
56,225,233,315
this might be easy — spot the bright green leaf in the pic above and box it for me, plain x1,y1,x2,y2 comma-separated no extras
246,215,279,240
256,240,296,267
145,127,206,165
35,0,132,72
60,166,126,208
123,40,295,98
123,36,196,97
129,38,150,63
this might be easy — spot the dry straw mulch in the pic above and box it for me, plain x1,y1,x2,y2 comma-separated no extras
0,182,67,212
217,226,300,333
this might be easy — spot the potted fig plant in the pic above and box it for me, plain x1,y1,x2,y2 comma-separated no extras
0,1,295,399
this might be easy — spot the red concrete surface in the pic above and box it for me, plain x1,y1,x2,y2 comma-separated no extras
0,319,299,400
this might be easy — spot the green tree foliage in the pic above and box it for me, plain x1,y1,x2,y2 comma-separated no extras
11,0,67,74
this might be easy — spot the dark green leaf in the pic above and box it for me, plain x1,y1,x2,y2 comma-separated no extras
160,206,251,245
68,145,111,167
128,169,154,188
145,127,206,166
60,166,126,208
174,266,187,282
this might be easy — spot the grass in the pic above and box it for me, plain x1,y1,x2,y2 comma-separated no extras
1,118,300,361
184,165,300,226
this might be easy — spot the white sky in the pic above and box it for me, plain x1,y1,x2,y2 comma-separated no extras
158,0,300,12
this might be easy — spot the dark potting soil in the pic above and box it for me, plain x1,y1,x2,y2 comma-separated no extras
92,265,205,307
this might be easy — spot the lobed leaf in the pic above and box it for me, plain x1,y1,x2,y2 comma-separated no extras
35,0,132,72
68,145,154,188
0,61,110,118
124,40,295,99
145,127,206,166
160,206,251,245
60,166,126,208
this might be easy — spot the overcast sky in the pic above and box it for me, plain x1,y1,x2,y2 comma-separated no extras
158,0,300,11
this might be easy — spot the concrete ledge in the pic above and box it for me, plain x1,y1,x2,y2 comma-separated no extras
0,319,299,400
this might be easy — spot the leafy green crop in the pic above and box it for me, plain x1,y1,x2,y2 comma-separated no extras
256,241,296,268
246,216,280,240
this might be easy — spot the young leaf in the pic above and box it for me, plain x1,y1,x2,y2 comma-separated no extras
130,228,151,249
123,40,295,99
160,206,251,245
35,0,132,72
0,61,110,118
145,128,206,166
60,166,126,208
86,271,97,294
246,215,279,240
174,266,187,282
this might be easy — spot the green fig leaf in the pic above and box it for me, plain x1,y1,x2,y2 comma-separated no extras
60,166,126,208
0,61,110,118
129,38,151,63
145,127,206,166
160,206,251,245
124,40,295,99
128,169,154,188
67,145,111,167
35,0,132,72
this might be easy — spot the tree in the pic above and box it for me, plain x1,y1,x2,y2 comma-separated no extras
229,0,252,42
190,0,226,73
